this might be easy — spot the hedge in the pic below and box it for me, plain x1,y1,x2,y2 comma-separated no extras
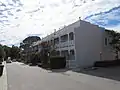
94,60,120,67
50,56,66,69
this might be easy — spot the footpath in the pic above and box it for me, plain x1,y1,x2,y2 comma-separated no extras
0,61,7,90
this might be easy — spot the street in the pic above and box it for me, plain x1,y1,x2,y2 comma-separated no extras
7,62,120,90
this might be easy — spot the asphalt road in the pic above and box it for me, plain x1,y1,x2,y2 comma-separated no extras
7,62,120,90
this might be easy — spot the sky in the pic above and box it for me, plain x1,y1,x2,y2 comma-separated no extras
0,0,120,46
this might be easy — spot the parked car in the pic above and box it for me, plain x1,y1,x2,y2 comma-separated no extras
37,63,42,67
6,60,12,63
12,59,16,62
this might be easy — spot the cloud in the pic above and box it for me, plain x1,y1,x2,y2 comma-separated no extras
0,0,120,46
84,5,120,31
0,2,6,7
0,40,5,42
84,5,120,20
26,8,40,13
106,24,120,32
49,3,59,8
16,9,21,12
0,12,3,15
27,34,43,37
0,16,8,18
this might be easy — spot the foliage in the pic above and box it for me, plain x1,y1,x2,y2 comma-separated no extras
19,36,41,63
3,45,11,60
23,36,41,44
0,44,21,62
50,56,66,69
39,41,59,68
20,36,41,49
40,49,49,67
107,30,120,59
29,52,40,64
10,45,20,60
0,45,5,62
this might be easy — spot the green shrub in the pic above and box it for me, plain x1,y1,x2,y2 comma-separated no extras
50,56,66,69
0,46,5,62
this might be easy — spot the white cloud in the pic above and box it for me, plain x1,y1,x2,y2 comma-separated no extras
0,0,120,46
106,24,120,32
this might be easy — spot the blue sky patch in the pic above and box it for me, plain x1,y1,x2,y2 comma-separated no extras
84,5,120,27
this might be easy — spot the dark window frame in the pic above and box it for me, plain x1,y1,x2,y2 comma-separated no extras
105,38,107,46
69,32,74,40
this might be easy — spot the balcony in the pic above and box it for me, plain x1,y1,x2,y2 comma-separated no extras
61,50,69,60
69,40,74,47
59,41,69,48
54,44,60,49
60,34,68,43
69,49,75,60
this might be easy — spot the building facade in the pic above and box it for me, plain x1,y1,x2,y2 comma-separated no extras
40,20,116,68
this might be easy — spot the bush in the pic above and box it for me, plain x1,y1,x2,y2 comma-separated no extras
50,56,66,69
94,60,120,67
0,46,5,63
0,65,4,76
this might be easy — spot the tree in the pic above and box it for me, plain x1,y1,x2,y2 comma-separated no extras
3,45,11,60
20,36,41,49
39,41,58,67
0,45,5,62
20,36,41,63
107,30,120,60
10,45,20,60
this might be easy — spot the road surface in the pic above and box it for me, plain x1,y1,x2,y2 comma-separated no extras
7,62,120,90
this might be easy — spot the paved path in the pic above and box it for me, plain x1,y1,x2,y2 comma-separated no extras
0,62,7,90
7,62,120,90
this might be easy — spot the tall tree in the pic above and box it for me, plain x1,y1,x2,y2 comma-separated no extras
107,30,120,60
0,45,5,62
10,45,20,60
20,36,41,63
3,45,11,60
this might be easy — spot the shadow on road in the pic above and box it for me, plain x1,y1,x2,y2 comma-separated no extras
75,66,120,81
47,69,70,76
50,69,69,73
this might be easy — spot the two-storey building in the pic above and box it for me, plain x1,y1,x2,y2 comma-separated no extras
40,19,117,68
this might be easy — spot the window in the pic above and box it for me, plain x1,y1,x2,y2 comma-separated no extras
105,38,107,46
69,32,74,40
54,37,59,44
51,40,53,43
60,34,68,42
56,51,60,56
70,50,75,55
47,41,50,45
51,40,54,45
61,50,69,59
69,50,75,60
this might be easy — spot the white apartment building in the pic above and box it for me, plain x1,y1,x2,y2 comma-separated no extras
41,19,116,68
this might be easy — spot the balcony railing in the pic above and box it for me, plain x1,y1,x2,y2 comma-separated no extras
69,40,74,46
59,41,69,48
